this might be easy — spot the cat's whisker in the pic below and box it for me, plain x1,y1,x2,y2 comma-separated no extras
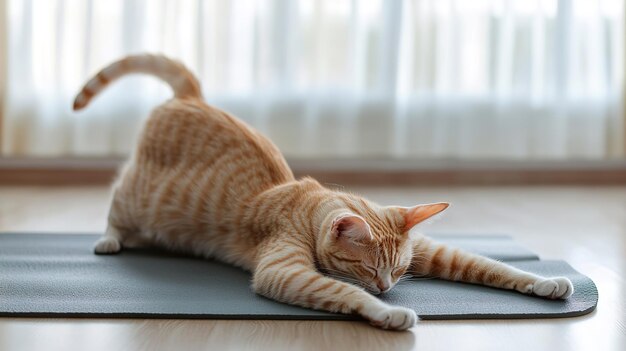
321,270,370,289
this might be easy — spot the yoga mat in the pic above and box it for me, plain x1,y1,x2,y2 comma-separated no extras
0,233,597,320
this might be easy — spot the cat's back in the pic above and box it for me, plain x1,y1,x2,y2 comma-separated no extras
136,98,294,191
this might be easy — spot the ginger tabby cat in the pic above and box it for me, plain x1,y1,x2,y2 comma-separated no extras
74,54,573,330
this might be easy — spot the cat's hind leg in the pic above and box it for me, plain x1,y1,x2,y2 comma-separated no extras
95,178,132,254
411,237,574,299
94,225,123,254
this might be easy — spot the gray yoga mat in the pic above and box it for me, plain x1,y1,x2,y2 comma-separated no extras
0,233,597,320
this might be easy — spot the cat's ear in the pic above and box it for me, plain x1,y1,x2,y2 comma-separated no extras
398,202,449,231
331,213,373,247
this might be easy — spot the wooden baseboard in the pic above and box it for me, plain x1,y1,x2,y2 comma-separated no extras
0,157,120,185
2,157,626,186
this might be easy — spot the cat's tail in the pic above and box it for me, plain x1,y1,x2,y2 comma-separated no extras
73,54,202,111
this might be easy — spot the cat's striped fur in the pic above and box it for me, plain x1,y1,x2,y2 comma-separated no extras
74,54,573,330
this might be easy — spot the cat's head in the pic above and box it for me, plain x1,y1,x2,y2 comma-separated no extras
318,197,448,294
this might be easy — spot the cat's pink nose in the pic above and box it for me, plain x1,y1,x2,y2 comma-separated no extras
376,281,390,292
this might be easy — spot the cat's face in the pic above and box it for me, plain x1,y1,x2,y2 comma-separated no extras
319,201,448,294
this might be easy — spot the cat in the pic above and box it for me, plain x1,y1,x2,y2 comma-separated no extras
73,54,573,330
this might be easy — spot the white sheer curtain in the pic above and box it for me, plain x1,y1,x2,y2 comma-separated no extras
3,0,624,159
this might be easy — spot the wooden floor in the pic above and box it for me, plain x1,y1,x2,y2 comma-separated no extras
0,184,624,351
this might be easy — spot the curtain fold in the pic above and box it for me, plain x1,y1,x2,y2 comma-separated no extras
2,0,624,159
0,0,6,152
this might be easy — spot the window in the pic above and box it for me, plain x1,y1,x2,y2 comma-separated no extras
2,0,624,159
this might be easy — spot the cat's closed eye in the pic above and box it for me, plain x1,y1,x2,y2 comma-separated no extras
392,267,407,280
362,265,377,278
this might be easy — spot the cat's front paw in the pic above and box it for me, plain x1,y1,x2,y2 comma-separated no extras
531,277,574,299
365,305,417,331
94,237,122,254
